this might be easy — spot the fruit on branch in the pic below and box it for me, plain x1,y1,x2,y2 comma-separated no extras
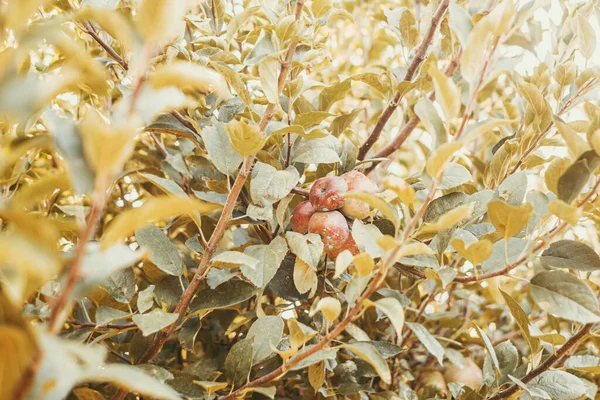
308,211,350,253
309,176,348,211
290,201,316,233
341,170,379,219
327,234,359,260
443,358,483,389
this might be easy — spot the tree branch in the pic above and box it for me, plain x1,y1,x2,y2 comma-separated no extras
110,4,305,399
82,21,128,70
486,323,593,400
363,51,460,174
357,0,450,161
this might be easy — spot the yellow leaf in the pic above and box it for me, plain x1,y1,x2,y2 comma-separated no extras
376,235,398,252
11,173,70,209
383,176,416,206
137,0,190,44
149,62,232,100
450,238,493,265
353,253,374,277
225,119,266,156
344,192,399,228
293,258,318,295
419,203,474,235
0,233,60,304
430,66,460,119
397,242,434,258
308,361,325,391
577,14,596,60
487,200,533,238
426,142,462,178
311,297,341,322
80,110,139,176
461,0,514,83
548,199,581,225
545,157,570,195
258,56,280,104
554,117,590,159
288,318,315,351
102,196,221,248
590,129,600,157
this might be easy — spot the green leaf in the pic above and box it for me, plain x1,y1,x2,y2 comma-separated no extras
373,298,405,338
500,290,540,353
132,309,178,336
202,121,243,175
250,162,300,207
211,251,260,269
430,66,460,120
406,322,444,365
414,97,446,148
473,324,499,373
95,305,130,326
102,196,221,249
137,285,155,313
191,280,257,312
558,150,600,204
319,79,351,111
240,236,288,287
247,316,284,363
292,136,341,164
530,270,600,323
540,240,600,271
135,226,183,276
527,371,588,400
344,342,391,384
224,338,254,386
285,232,324,270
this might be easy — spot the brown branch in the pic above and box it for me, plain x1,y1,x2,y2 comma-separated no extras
110,4,305,399
357,0,450,161
170,110,199,134
47,173,111,333
13,352,42,400
486,323,593,400
219,257,390,400
364,51,460,174
82,21,128,70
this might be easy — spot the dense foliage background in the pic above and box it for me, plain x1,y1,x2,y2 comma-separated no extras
3,0,600,399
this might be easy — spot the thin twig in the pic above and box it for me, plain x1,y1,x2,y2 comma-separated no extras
357,0,450,161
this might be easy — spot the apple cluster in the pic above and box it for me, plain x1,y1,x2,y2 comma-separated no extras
290,171,378,260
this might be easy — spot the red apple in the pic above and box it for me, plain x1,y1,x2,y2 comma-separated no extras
308,211,350,253
327,234,359,260
290,201,316,233
341,170,379,219
309,176,348,212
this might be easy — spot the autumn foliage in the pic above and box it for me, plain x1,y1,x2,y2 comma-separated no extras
4,0,600,399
